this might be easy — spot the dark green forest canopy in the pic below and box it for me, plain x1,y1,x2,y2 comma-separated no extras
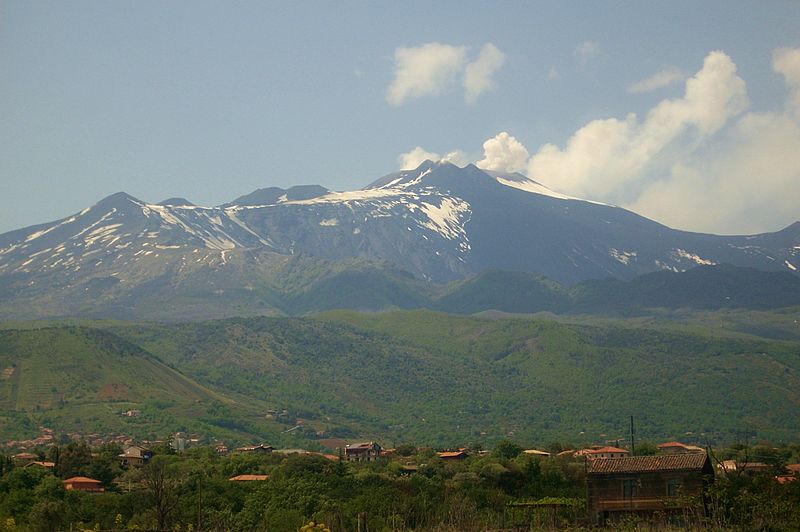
1,309,798,446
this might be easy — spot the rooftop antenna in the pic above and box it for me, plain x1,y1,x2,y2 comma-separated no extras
630,415,636,455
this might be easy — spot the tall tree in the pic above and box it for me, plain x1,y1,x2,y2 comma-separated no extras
142,456,181,530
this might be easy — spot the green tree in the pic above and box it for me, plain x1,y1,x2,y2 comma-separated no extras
492,440,522,460
27,500,66,532
142,456,181,531
53,442,92,479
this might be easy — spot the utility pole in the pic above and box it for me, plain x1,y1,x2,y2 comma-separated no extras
630,416,636,455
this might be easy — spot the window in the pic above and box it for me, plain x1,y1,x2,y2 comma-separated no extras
667,478,682,497
623,479,638,498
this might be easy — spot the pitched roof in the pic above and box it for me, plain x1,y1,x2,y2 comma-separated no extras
438,451,467,458
63,476,102,484
657,441,688,448
588,453,709,474
587,446,629,454
13,452,38,460
25,461,55,468
657,441,705,452
523,449,551,456
576,446,629,456
229,474,269,481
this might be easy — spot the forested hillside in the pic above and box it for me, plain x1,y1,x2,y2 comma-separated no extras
2,310,798,446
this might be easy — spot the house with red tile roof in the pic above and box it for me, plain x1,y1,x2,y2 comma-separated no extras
587,453,713,526
63,476,104,492
576,446,630,459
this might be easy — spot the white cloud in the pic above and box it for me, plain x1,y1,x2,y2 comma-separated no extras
574,41,601,65
441,150,470,166
627,49,800,233
387,43,468,106
527,51,748,200
476,132,530,173
773,47,800,115
392,48,800,234
627,66,687,94
387,42,506,105
398,146,442,169
464,43,506,103
629,110,800,233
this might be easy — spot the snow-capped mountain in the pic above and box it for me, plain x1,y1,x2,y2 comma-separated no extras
0,160,798,317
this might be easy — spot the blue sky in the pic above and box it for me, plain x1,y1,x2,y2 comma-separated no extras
1,1,799,234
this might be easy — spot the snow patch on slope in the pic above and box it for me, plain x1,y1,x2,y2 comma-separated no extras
609,248,637,265
282,188,414,205
673,249,716,266
491,173,609,206
417,197,471,244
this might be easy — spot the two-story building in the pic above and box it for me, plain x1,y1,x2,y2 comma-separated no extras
118,445,153,468
344,442,382,462
587,453,714,526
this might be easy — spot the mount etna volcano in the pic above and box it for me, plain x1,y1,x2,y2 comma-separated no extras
0,161,798,319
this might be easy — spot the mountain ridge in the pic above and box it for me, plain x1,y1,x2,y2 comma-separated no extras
0,162,798,319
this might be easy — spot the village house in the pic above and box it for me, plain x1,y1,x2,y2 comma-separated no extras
657,441,705,454
234,443,274,454
118,445,153,468
776,463,799,484
214,443,229,454
229,474,269,481
344,442,382,462
716,459,773,477
438,450,468,461
63,476,105,492
24,461,55,469
587,453,714,526
12,452,38,464
576,446,630,459
523,449,551,457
